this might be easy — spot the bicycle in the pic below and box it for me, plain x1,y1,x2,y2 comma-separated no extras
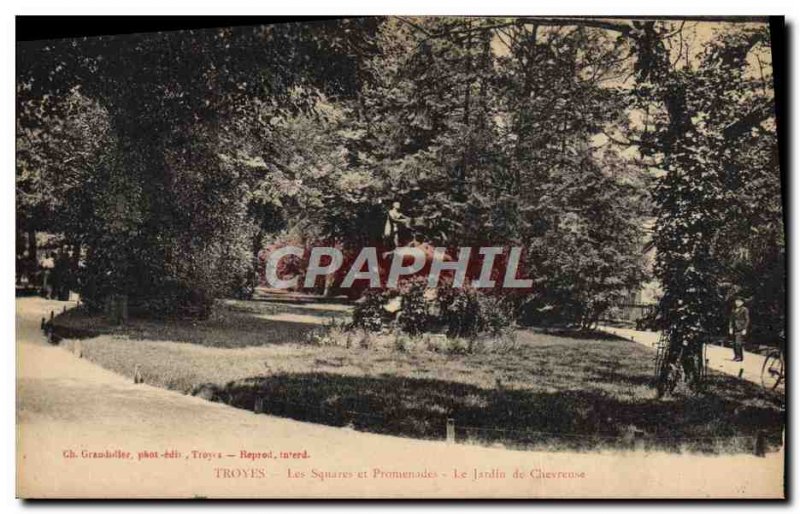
655,333,706,398
761,346,785,391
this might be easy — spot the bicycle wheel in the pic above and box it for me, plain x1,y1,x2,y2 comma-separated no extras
653,333,669,381
654,345,666,381
761,351,784,390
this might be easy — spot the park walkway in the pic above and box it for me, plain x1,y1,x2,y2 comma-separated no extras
597,325,780,391
15,297,783,498
223,288,353,325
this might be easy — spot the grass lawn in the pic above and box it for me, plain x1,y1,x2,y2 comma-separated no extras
52,301,784,454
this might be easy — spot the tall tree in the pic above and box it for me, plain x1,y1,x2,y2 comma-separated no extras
629,22,783,345
16,19,380,316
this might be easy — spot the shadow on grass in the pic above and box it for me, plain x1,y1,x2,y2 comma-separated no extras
209,371,784,454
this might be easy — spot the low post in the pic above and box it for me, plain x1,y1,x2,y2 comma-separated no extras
738,368,744,379
74,340,82,358
446,418,455,444
753,431,766,457
133,364,143,385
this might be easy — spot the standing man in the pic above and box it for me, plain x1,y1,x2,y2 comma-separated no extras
40,251,55,299
729,297,750,362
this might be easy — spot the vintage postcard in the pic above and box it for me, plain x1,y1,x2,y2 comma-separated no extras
15,16,786,499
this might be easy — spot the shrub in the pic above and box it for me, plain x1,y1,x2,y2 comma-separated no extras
476,294,515,337
437,287,481,337
353,281,516,339
437,287,515,338
351,276,436,334
351,289,396,332
395,276,434,334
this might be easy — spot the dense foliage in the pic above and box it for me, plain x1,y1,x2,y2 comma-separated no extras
17,20,380,316
17,18,783,340
351,276,514,338
627,23,783,345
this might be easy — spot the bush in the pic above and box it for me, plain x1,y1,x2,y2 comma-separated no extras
476,294,515,337
438,287,515,338
351,288,396,332
437,287,481,337
352,279,515,339
351,276,436,334
395,276,434,334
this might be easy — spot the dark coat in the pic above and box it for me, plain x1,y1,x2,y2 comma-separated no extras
729,305,750,333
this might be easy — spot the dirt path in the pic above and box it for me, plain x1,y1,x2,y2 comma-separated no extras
598,325,783,391
16,298,783,499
